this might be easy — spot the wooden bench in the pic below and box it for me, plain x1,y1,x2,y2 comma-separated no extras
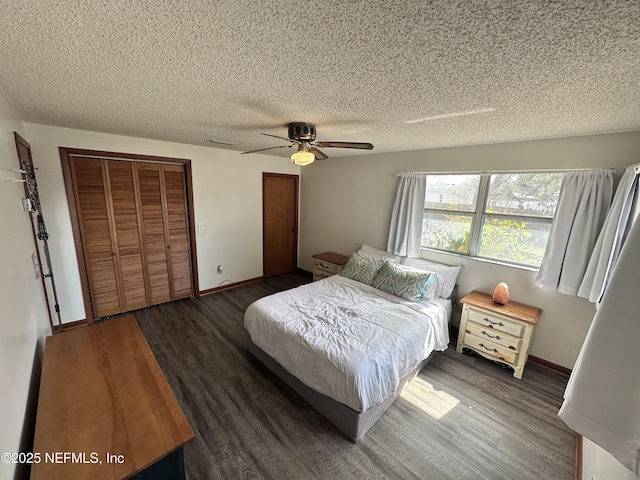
31,315,194,479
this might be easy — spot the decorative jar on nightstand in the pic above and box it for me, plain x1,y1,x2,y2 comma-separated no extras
456,291,542,379
311,252,349,281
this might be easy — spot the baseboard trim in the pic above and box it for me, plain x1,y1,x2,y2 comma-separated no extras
575,434,582,480
199,277,264,296
527,355,572,377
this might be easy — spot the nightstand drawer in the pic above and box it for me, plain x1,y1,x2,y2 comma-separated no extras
465,322,521,352
464,334,518,364
467,308,524,338
314,258,339,274
313,269,334,281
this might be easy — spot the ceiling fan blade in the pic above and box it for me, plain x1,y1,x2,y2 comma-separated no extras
315,141,374,150
309,147,328,160
262,132,299,143
241,145,291,154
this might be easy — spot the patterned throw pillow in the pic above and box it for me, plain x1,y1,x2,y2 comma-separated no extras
420,273,439,301
339,253,387,285
371,262,433,302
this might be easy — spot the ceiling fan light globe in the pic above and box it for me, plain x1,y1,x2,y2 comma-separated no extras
291,151,315,166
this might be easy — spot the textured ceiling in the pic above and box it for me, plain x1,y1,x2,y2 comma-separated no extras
0,1,639,158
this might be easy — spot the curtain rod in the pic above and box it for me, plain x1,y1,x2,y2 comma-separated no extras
396,167,620,176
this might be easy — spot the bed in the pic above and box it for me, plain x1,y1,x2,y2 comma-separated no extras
244,257,454,441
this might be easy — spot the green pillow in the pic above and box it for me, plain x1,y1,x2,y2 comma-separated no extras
339,253,387,285
371,262,433,302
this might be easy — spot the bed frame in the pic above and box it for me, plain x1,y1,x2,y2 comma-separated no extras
247,339,436,442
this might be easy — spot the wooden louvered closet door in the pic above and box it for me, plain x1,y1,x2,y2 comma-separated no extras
162,164,193,299
71,157,193,320
107,160,148,311
136,163,172,305
70,158,122,318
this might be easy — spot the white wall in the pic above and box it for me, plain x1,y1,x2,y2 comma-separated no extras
299,131,640,369
0,97,51,479
22,123,300,323
582,437,637,480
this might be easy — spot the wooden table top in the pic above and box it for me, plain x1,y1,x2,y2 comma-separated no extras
31,315,194,480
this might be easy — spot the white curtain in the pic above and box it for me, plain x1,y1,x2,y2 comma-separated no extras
534,170,613,295
387,173,426,257
578,164,640,305
558,212,640,476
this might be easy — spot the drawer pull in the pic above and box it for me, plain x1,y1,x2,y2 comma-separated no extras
484,317,505,327
478,343,499,353
481,330,501,340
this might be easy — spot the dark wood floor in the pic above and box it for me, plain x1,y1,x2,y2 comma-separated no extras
133,273,575,480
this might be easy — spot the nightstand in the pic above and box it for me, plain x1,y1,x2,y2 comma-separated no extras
456,291,542,379
311,252,349,281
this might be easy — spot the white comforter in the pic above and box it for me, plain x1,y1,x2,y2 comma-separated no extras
244,275,450,412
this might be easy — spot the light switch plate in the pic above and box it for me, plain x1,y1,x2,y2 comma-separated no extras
196,223,205,236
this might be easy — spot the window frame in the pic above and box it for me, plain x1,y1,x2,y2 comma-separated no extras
422,173,561,268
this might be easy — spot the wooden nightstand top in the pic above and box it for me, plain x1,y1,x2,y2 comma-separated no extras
460,290,542,325
312,252,350,265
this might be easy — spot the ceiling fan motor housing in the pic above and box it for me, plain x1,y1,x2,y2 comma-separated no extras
288,122,316,142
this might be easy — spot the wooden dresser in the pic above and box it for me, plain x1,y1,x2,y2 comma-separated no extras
31,315,194,479
456,291,542,379
312,252,349,281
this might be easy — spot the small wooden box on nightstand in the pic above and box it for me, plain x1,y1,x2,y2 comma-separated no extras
312,252,349,281
456,291,542,379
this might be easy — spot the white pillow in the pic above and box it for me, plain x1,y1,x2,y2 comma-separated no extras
359,244,401,263
401,257,461,299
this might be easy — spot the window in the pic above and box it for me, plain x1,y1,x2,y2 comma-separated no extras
421,173,563,267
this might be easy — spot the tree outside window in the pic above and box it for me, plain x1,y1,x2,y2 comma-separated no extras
421,173,563,267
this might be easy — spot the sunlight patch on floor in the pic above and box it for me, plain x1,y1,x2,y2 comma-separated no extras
401,377,460,420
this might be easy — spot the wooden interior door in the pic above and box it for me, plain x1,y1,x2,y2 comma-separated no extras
263,173,299,277
70,157,122,318
162,164,194,299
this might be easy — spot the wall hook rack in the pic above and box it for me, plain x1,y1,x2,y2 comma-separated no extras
14,132,62,333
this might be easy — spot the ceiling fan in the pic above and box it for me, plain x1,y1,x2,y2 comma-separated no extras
242,122,374,165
